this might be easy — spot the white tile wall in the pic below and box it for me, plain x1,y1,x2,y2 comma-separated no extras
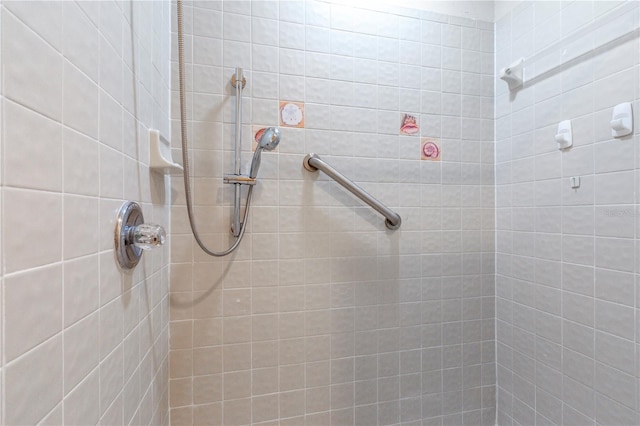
0,1,172,424
170,1,495,425
11,1,638,423
495,1,640,425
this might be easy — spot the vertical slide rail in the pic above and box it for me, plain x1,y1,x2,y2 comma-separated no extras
232,67,245,237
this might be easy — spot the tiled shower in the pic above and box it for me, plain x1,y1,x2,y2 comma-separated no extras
168,1,496,425
0,1,637,426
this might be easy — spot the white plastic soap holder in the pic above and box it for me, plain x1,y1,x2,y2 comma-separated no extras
500,58,524,91
556,120,572,150
149,129,183,174
610,102,633,138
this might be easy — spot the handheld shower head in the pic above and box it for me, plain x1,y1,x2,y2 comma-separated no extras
257,127,281,150
249,127,281,178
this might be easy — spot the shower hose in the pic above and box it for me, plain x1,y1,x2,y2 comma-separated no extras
177,0,252,256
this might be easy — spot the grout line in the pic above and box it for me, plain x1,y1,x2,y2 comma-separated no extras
0,3,4,421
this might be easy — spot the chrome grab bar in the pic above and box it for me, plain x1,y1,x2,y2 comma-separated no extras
303,153,401,230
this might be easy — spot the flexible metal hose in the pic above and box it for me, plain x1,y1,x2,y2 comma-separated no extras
177,0,251,256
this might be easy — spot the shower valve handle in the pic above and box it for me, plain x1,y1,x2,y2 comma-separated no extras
128,223,166,250
115,201,166,270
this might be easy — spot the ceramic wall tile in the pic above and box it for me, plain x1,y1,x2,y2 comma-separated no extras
495,1,640,424
0,1,172,424
170,1,495,425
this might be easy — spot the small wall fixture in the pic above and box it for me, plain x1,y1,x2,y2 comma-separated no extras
115,201,166,270
610,102,633,138
556,120,572,150
570,176,581,189
499,58,524,91
149,129,183,173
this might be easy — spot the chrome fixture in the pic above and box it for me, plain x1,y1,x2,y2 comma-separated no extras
249,127,281,179
115,202,166,270
303,153,401,230
231,66,245,237
177,0,279,257
231,71,246,89
223,126,280,231
223,127,280,183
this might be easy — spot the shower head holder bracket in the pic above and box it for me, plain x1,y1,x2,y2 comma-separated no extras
223,174,257,185
231,73,246,89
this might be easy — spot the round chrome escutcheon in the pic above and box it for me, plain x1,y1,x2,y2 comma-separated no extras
114,201,145,270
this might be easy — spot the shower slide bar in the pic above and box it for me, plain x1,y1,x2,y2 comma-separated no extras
303,153,401,230
230,67,248,237
500,0,639,90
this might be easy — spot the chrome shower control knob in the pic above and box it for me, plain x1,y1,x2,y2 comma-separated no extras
131,223,166,250
115,201,166,270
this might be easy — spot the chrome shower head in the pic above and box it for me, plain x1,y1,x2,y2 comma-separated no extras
250,127,281,178
257,127,281,151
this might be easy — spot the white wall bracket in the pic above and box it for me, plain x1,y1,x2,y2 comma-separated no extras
500,58,524,91
570,176,581,189
610,102,633,138
556,120,573,150
149,129,183,174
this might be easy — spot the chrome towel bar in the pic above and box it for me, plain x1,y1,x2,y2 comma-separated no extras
303,153,401,230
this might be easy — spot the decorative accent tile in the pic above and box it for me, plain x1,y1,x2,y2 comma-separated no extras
279,101,304,128
400,113,419,135
421,137,441,160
